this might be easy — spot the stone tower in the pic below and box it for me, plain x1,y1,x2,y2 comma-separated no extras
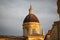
23,4,40,37
22,4,44,40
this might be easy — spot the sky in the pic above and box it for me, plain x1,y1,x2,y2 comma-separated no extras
0,0,59,36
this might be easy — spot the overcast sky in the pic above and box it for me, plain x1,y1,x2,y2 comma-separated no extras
0,0,59,36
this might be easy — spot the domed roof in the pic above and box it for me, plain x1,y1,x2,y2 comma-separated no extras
23,14,39,23
23,4,39,23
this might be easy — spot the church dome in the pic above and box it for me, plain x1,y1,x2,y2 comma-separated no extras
23,4,39,23
23,14,39,23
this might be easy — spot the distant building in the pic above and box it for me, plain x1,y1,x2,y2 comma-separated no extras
0,4,45,40
0,35,23,40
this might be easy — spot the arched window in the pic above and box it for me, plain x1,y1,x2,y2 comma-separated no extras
32,29,36,34
26,28,29,34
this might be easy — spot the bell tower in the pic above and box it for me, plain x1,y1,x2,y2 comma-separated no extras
23,4,40,37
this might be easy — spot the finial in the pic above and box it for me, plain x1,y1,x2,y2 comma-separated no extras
30,3,32,9
42,28,45,36
29,3,33,14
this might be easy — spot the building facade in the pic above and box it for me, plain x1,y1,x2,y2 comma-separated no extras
50,21,60,40
44,30,51,40
45,21,60,40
